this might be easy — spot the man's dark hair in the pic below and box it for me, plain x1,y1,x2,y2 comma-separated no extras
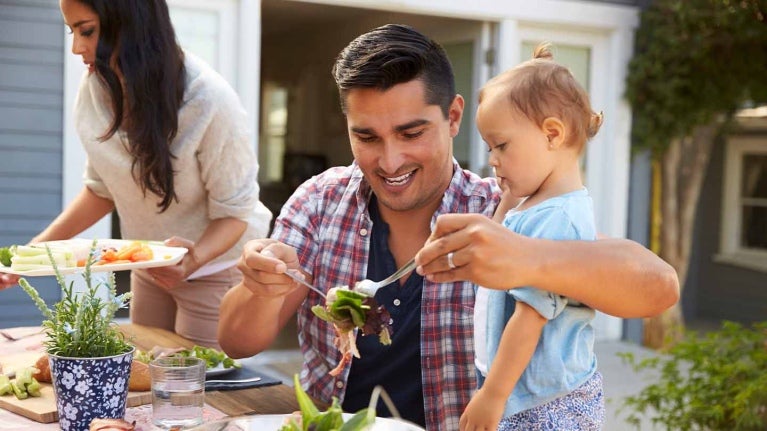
332,24,455,118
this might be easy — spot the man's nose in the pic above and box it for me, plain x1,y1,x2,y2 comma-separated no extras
378,140,407,174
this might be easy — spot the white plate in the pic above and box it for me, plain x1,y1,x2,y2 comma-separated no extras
189,413,425,430
0,238,187,277
205,362,240,377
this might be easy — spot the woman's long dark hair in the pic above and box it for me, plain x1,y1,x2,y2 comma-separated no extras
81,0,185,212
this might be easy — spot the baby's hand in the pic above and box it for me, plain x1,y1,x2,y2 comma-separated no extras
459,387,506,431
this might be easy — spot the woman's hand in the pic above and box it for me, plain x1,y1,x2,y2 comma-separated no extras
0,273,20,291
415,213,534,290
146,237,201,289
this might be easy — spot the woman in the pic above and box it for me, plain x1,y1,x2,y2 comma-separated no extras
0,0,271,348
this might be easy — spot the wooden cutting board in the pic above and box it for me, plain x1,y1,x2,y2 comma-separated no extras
0,351,151,423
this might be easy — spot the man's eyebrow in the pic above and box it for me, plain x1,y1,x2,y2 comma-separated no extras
350,119,430,135
350,126,375,135
394,119,429,132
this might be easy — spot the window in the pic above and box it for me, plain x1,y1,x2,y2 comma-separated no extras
718,136,767,271
523,41,591,183
167,0,237,86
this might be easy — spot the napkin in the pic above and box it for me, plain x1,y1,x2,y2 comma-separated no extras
204,359,282,391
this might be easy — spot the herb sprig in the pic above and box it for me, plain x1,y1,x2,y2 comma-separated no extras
18,239,132,358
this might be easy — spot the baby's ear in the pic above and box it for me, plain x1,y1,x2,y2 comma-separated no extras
541,117,566,149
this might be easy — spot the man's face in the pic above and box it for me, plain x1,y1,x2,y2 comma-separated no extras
345,80,463,214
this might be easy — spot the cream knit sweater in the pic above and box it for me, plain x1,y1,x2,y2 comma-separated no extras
74,53,271,267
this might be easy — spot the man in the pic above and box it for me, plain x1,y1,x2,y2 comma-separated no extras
218,24,678,430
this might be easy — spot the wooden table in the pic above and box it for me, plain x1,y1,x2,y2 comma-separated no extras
119,323,316,416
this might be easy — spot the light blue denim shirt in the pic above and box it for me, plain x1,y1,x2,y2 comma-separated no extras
474,188,598,416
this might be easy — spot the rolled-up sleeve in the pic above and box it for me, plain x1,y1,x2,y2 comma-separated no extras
506,206,582,320
82,157,113,201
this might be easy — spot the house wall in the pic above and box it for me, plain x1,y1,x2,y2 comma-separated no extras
686,135,767,324
0,0,641,341
0,0,64,327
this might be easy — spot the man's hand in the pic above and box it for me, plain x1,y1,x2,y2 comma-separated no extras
416,213,534,289
237,238,306,299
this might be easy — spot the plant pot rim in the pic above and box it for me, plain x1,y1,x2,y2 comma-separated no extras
48,345,135,361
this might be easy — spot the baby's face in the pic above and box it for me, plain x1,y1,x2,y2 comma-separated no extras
476,91,555,199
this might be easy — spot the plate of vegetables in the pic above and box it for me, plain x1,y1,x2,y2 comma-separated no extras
0,238,187,276
134,345,241,377
187,375,424,431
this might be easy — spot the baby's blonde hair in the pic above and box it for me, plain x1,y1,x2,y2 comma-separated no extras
480,43,603,153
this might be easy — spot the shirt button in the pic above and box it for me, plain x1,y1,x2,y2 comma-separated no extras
393,299,401,306
388,318,394,325
359,228,368,236
336,381,344,389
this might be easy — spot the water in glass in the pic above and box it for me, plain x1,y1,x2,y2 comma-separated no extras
150,356,206,429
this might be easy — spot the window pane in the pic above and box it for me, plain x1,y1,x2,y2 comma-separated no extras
741,154,767,199
521,41,590,180
521,42,590,92
169,8,219,70
443,41,473,169
741,205,767,249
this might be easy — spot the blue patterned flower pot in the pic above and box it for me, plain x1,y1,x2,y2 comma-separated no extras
49,347,135,431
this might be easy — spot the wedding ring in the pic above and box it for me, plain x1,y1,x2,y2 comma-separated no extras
447,252,456,269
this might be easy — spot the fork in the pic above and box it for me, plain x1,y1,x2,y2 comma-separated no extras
354,257,417,297
0,329,41,341
284,269,327,298
205,376,262,384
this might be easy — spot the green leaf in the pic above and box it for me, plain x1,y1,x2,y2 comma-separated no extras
293,374,320,429
0,247,12,266
339,409,375,431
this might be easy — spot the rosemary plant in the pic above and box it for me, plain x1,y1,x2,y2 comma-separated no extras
18,239,132,358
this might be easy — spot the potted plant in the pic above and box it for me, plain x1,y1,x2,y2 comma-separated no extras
19,240,134,431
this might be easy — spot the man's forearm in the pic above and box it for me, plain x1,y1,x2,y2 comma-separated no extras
527,238,679,318
217,284,285,358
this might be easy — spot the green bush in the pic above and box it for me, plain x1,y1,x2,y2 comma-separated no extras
619,321,767,431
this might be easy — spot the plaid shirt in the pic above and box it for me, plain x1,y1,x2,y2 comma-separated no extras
271,161,499,430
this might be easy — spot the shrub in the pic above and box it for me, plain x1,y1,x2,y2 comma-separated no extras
619,321,767,431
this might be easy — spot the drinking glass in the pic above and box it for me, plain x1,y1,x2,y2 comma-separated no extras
149,356,206,429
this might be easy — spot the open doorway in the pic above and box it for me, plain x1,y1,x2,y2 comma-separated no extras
258,0,486,219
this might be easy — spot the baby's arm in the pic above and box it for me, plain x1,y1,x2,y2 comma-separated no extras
459,301,546,431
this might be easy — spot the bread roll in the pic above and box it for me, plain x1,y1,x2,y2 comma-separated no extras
128,359,151,391
89,418,135,430
32,355,51,383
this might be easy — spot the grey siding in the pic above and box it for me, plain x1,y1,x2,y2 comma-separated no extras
0,0,64,327
624,150,652,342
570,0,646,6
686,135,767,324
